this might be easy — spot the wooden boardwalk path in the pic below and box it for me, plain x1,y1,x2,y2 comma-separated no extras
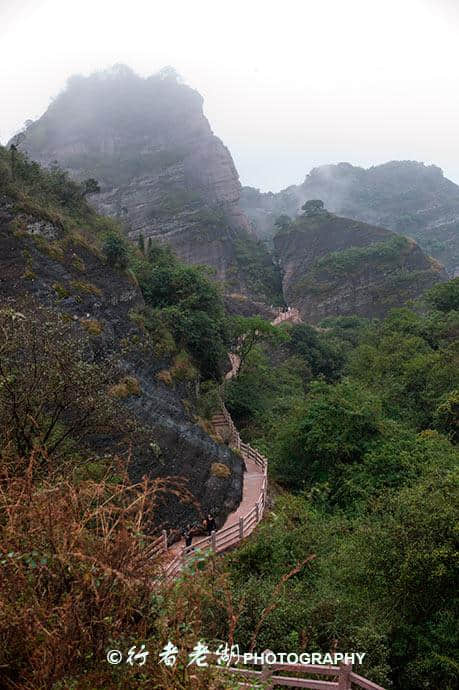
154,310,299,577
148,305,386,688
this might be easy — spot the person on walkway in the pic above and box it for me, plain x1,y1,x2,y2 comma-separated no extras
206,513,216,535
182,524,193,548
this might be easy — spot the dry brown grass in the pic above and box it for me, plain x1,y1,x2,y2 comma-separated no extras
109,375,141,398
81,318,103,336
156,368,173,386
70,279,102,296
211,462,231,479
0,447,244,689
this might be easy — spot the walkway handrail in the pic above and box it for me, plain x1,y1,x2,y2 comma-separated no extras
154,306,386,689
272,306,301,326
207,650,384,690
204,654,386,690
159,311,290,577
159,398,268,579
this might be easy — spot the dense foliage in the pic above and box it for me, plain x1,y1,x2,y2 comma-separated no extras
232,234,283,304
0,307,242,690
222,293,459,689
130,239,230,379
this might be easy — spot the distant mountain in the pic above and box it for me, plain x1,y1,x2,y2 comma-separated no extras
13,65,281,304
241,161,459,276
274,202,446,323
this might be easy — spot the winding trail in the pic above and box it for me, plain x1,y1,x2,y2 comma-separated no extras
150,308,387,688
155,308,300,577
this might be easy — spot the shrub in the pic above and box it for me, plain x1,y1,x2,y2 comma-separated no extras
109,375,141,398
211,462,231,478
425,277,459,312
0,304,121,461
275,379,383,490
103,232,129,269
70,279,102,296
52,281,70,299
170,351,197,382
0,451,182,689
156,369,173,386
81,318,103,336
197,380,221,419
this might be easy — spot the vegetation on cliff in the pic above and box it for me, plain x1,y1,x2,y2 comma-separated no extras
274,209,446,322
0,144,233,379
13,65,279,304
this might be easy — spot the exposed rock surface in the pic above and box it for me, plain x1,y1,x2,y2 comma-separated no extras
13,65,278,301
0,192,243,531
241,161,459,276
273,208,447,323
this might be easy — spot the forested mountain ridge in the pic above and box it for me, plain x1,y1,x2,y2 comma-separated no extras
14,68,449,319
12,65,281,304
241,160,459,276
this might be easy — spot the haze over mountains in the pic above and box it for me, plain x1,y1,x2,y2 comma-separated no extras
14,65,453,320
241,161,459,277
15,65,282,306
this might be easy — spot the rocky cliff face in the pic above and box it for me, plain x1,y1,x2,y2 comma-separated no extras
14,65,277,300
241,161,459,276
0,188,243,531
274,207,447,323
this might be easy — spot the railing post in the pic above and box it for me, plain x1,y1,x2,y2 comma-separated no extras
255,502,259,522
211,530,216,552
162,529,167,552
261,649,274,690
239,516,244,540
338,662,352,690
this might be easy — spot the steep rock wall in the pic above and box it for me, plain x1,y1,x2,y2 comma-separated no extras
274,211,447,323
13,66,274,298
0,192,243,530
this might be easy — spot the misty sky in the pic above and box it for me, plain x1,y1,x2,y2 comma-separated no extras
1,0,459,192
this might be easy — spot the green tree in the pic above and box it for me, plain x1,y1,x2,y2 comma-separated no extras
82,177,100,196
287,322,343,380
301,199,327,216
137,234,145,254
275,379,383,490
274,214,292,233
229,315,287,372
433,389,459,441
103,233,128,269
425,277,459,312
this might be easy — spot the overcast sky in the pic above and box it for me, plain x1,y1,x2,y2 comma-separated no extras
1,0,458,191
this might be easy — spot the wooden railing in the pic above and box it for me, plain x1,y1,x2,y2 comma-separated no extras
162,403,268,579
272,307,301,326
156,309,291,576
151,306,386,690
206,654,386,690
